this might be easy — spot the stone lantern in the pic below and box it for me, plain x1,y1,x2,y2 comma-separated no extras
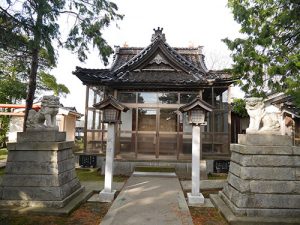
94,95,129,202
179,96,213,204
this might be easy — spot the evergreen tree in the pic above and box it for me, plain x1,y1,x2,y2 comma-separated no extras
0,0,122,130
224,0,300,104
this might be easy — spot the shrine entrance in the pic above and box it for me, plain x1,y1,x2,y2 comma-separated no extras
137,108,178,158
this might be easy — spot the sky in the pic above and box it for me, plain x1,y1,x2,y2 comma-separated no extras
51,0,243,114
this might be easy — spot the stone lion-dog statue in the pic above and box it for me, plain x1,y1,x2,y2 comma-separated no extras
245,97,281,134
26,95,60,129
245,97,265,133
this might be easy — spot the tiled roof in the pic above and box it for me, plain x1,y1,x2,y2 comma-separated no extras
73,28,233,87
110,47,208,72
179,96,214,113
117,71,206,83
74,67,111,84
271,95,300,118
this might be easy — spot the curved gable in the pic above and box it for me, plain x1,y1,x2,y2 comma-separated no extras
112,37,206,77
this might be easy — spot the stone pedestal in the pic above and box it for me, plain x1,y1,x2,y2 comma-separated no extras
212,134,300,223
99,189,116,202
187,193,204,204
0,130,83,208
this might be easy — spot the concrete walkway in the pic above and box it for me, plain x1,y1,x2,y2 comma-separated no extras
100,175,194,225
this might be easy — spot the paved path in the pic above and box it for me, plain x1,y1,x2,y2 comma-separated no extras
100,175,194,225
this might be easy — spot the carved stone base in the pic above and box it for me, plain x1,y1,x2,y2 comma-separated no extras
213,134,300,219
0,131,82,208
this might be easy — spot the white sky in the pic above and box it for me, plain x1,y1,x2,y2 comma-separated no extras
51,0,243,114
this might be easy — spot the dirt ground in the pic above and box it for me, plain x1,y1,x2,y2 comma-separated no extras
190,207,228,225
0,203,228,225
0,202,111,225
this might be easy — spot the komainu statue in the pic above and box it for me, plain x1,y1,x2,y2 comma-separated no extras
26,95,60,129
245,97,281,134
260,112,281,133
245,97,265,133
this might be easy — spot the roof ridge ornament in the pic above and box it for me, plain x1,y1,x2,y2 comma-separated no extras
151,27,166,42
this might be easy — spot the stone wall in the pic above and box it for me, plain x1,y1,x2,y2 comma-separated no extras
220,134,300,217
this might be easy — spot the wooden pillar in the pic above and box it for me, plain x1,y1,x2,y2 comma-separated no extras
84,86,89,152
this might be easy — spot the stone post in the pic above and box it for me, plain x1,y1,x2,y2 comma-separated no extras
99,123,116,202
188,125,204,204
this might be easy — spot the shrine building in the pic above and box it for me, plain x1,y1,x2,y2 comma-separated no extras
73,28,233,162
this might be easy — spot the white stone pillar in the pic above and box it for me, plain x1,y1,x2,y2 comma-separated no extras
188,125,205,204
280,114,286,135
99,123,116,202
192,125,200,194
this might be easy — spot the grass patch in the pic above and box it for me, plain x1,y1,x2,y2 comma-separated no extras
134,166,175,173
0,148,7,155
76,168,104,182
76,168,128,182
0,148,8,160
207,173,228,180
0,167,5,176
0,167,128,182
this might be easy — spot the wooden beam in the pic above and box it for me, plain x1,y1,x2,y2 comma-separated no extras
0,104,40,109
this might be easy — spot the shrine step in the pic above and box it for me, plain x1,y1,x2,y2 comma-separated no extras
133,166,176,177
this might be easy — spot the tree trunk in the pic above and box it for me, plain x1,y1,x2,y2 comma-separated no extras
23,48,39,131
22,2,43,132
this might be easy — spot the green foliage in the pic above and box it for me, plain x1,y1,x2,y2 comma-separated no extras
0,77,27,104
0,50,70,101
231,98,248,117
224,0,300,103
0,116,9,147
38,71,70,97
0,0,123,65
0,168,5,176
0,50,27,104
0,148,8,160
0,50,69,144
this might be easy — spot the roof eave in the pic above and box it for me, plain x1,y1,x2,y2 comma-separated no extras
93,95,129,112
179,97,214,112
